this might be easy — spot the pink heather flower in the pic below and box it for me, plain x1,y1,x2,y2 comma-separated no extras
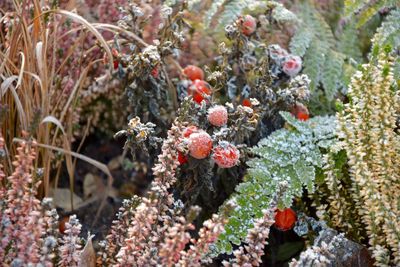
207,105,228,127
282,55,302,77
188,131,213,159
212,141,240,168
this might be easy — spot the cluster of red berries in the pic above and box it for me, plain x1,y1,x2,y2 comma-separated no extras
178,123,240,169
183,65,212,104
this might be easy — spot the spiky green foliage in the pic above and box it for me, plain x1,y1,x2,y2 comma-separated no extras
344,0,399,27
289,2,346,101
215,112,336,254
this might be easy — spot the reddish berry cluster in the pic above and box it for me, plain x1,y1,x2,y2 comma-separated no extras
178,118,240,168
183,65,212,104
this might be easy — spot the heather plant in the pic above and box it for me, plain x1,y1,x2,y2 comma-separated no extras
311,47,400,266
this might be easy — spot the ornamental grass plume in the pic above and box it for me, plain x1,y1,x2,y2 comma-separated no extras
335,48,400,266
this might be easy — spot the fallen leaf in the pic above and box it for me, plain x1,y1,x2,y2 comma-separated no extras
50,188,83,212
83,173,103,199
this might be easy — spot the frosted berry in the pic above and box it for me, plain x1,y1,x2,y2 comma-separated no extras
291,103,309,121
282,55,302,77
183,65,204,81
182,125,199,138
274,208,296,231
178,152,188,165
212,142,240,168
241,15,257,36
188,79,212,104
188,131,213,159
242,98,252,107
207,105,228,127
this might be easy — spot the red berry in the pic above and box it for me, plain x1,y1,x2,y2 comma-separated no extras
212,142,240,168
274,208,296,231
188,131,213,159
178,152,188,165
183,65,204,81
242,98,252,107
291,103,310,121
151,67,159,78
241,15,257,36
182,125,199,138
297,112,309,121
188,80,212,104
113,60,119,70
207,105,228,127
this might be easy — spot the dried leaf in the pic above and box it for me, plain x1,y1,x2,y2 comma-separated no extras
78,233,96,267
83,173,103,199
50,188,83,212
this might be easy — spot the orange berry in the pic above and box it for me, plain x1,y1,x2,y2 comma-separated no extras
291,103,310,121
274,208,296,231
183,65,204,81
241,15,257,36
297,112,309,121
188,80,212,104
242,98,252,107
188,131,213,159
212,142,240,168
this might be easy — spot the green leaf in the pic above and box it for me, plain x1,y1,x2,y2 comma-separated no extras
321,51,345,100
